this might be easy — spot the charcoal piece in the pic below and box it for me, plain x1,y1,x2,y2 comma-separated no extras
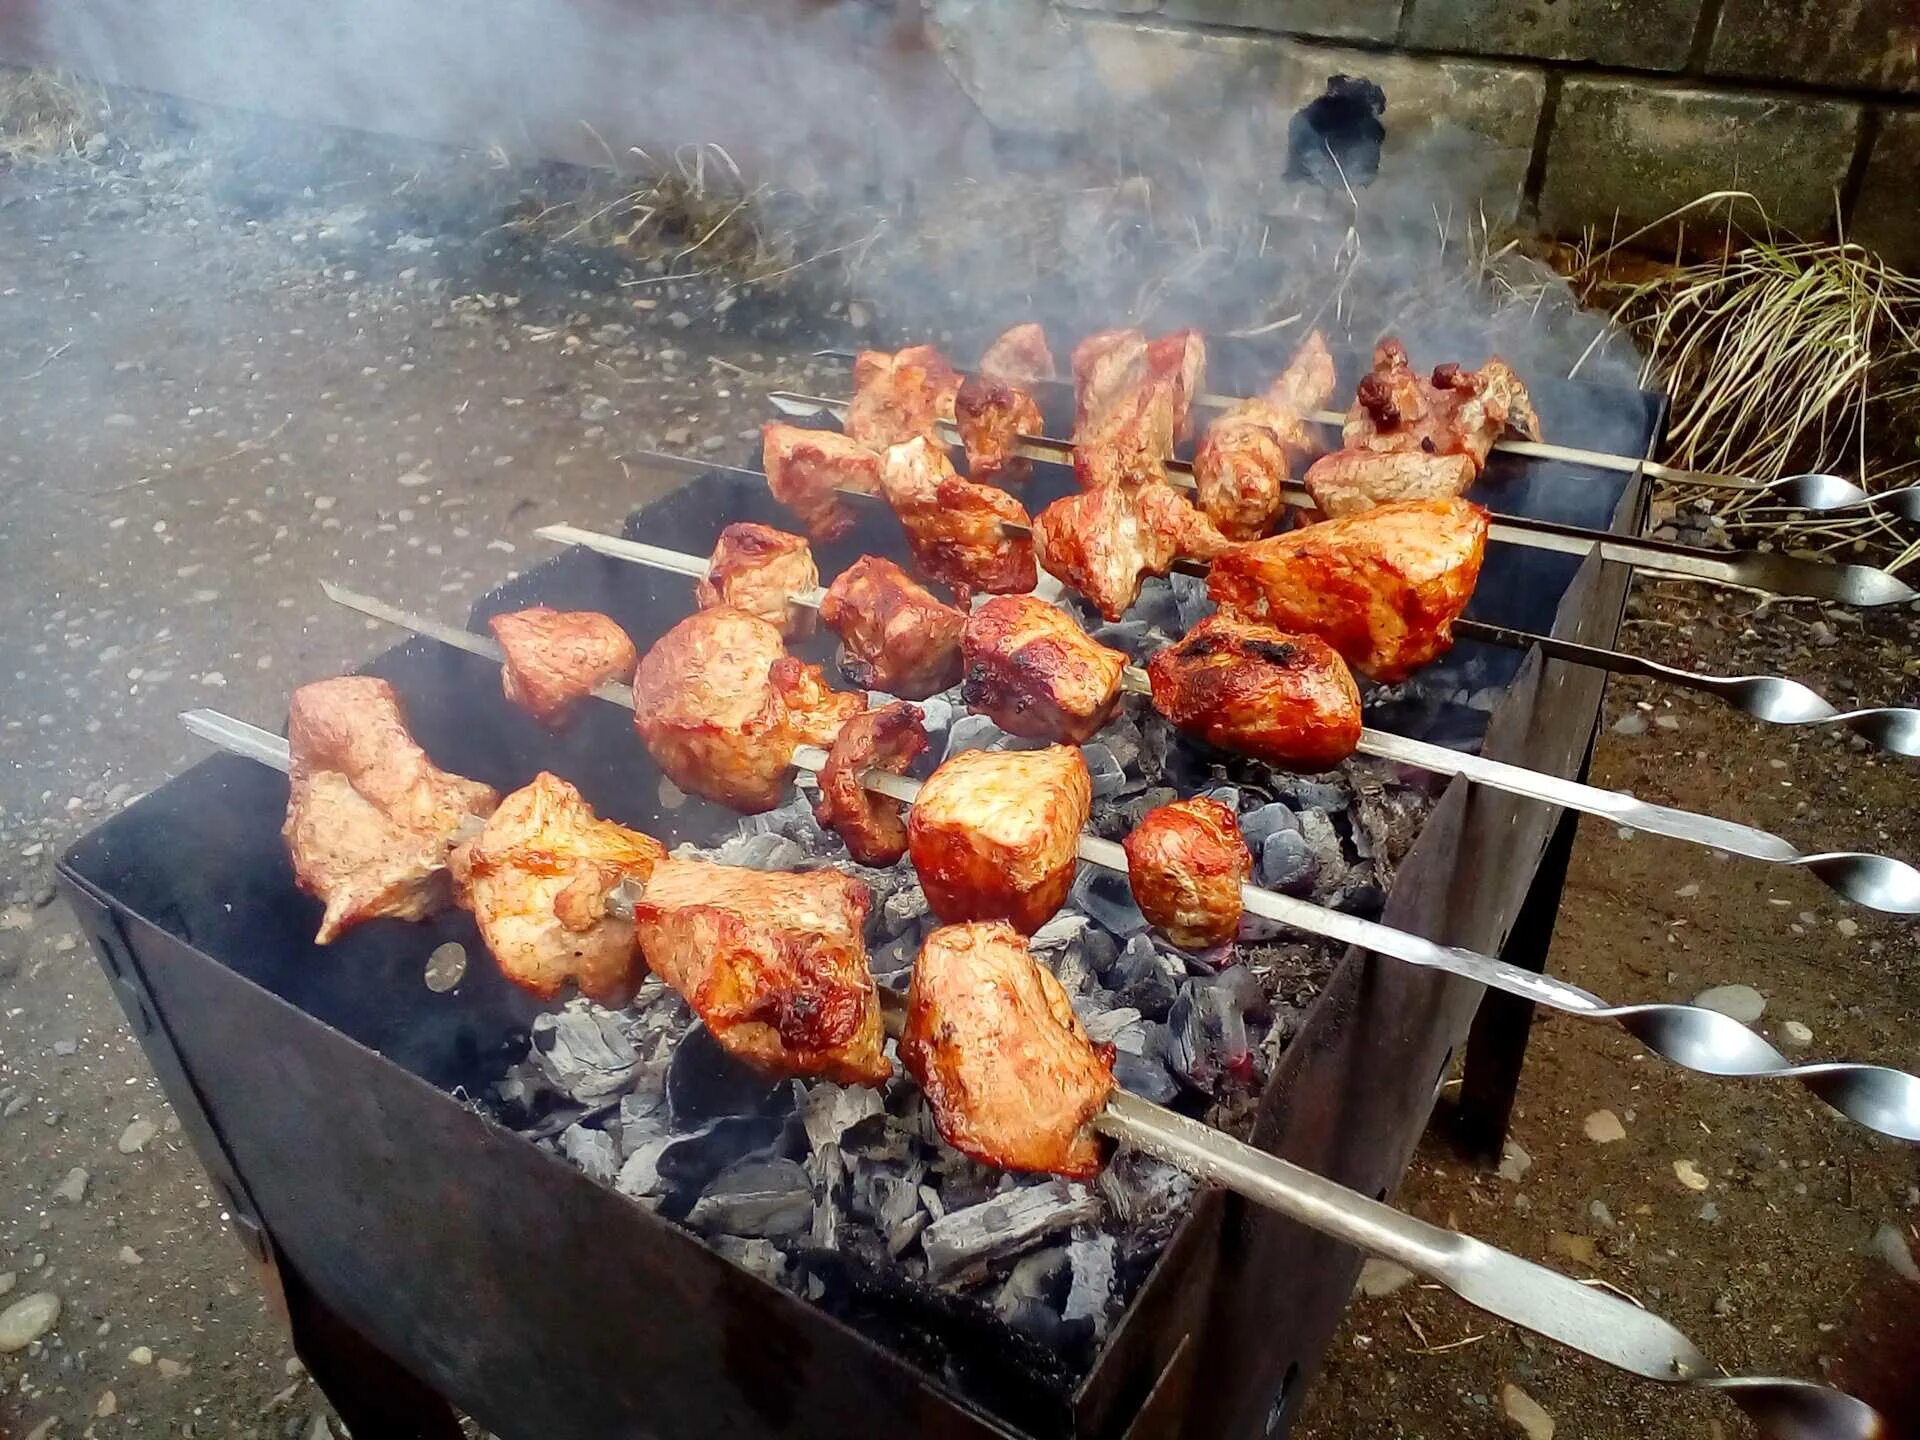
1091,620,1157,663
1352,780,1425,868
1209,965,1268,1021
1080,927,1119,981
617,1090,671,1155
1071,866,1148,937
800,1081,886,1153
710,831,808,871
1111,934,1180,1019
870,928,921,987
1081,1006,1143,1047
1131,577,1182,632
918,1183,947,1221
1176,942,1239,976
922,1181,1103,1282
1093,708,1144,778
616,1136,674,1202
687,1157,814,1239
1297,809,1347,899
667,1023,788,1127
1063,1233,1117,1333
1270,775,1348,812
943,712,1004,760
1239,802,1300,855
1205,785,1241,814
1334,862,1387,917
1081,742,1127,800
560,1123,621,1186
1052,941,1098,996
712,1235,793,1287
1259,829,1317,894
881,882,929,936
654,1114,790,1205
744,795,827,847
1164,981,1253,1091
1029,911,1090,951
1095,1151,1195,1229
530,1000,641,1101
1170,571,1215,629
1112,1049,1181,1105
994,1245,1070,1323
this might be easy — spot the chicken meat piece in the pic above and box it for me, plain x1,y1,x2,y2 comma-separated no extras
1343,340,1540,472
1071,328,1148,435
1269,329,1338,416
879,436,1037,606
1033,477,1229,621
696,523,819,640
632,858,889,1086
980,322,1057,385
631,607,863,812
763,422,884,542
283,676,500,944
488,607,638,728
845,344,962,450
1208,497,1488,682
961,595,1126,744
954,372,1044,487
818,554,966,700
1303,447,1478,517
1191,331,1338,541
901,922,1114,1179
1122,797,1250,951
1070,328,1205,491
908,745,1091,934
1147,328,1207,443
449,772,665,1006
1146,613,1363,771
812,701,929,866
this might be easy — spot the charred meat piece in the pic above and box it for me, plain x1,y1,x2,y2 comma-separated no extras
1122,797,1250,951
1033,477,1230,621
763,422,884,542
902,922,1115,1179
489,607,638,729
1303,447,1478,518
1208,497,1488,682
283,676,500,944
812,701,929,866
961,595,1126,744
909,745,1091,934
632,607,862,812
954,372,1044,486
879,436,1037,606
1192,331,1336,541
1342,340,1540,472
845,344,962,450
1147,613,1363,771
632,859,889,1086
980,322,1057,385
450,772,665,1006
697,523,819,640
818,554,966,700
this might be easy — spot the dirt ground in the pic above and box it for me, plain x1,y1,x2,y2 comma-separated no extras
1,136,1916,1440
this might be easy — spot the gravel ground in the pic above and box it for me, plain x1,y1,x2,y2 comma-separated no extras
2,141,1917,1440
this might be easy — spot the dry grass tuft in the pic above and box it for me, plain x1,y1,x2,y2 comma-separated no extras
0,67,111,167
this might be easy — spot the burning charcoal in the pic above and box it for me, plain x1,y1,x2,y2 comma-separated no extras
711,1236,793,1288
1081,1006,1143,1047
616,1136,674,1203
1030,911,1091,951
1093,709,1144,777
687,1157,814,1239
800,1082,886,1154
1239,802,1300,854
1351,780,1425,867
1081,742,1127,800
1270,775,1348,812
1096,1151,1195,1230
710,831,808,872
1071,865,1148,937
1165,980,1253,1091
1333,862,1386,917
1259,829,1318,895
656,1114,791,1201
922,1180,1102,1282
668,1023,788,1128
746,795,831,848
1080,927,1119,981
530,1000,642,1102
1131,577,1183,633
943,712,1004,761
994,1245,1070,1342
1051,940,1098,996
560,1123,622,1186
917,694,954,734
1090,620,1158,663
870,930,921,988
1063,1234,1118,1334
1112,1049,1181,1105
1205,785,1242,814
809,1147,847,1252
881,882,929,937
1170,572,1215,630
619,1090,671,1153
1296,809,1347,899
1111,935,1182,1020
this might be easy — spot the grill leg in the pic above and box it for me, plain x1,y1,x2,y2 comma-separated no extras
284,1264,465,1440
1451,802,1581,1166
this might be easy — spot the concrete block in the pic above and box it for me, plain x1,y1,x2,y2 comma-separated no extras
1403,0,1701,69
1850,110,1920,271
1152,0,1402,41
1708,0,1920,94
1539,79,1862,238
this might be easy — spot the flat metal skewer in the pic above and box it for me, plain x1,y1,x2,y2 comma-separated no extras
766,391,1917,609
535,527,1920,914
308,583,1920,1145
174,710,1889,1440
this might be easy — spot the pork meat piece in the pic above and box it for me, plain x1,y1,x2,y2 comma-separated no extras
812,701,929,866
1303,447,1478,517
980,322,1057,385
450,771,665,1006
908,745,1091,934
818,554,966,700
283,675,500,944
489,607,638,728
763,422,884,542
1122,797,1250,951
1207,497,1488,682
1191,330,1337,540
1268,329,1338,416
632,858,889,1086
1343,339,1540,471
697,523,819,640
954,372,1044,487
845,344,962,450
902,921,1114,1179
879,435,1037,606
631,607,862,812
1033,478,1229,621
1146,328,1207,443
961,595,1126,744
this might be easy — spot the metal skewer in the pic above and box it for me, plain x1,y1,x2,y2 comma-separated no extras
175,711,1891,1440
308,582,1920,1144
766,391,1916,609
535,527,1920,914
812,348,1920,521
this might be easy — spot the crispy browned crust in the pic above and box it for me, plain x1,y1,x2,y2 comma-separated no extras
818,554,966,700
1146,613,1363,771
813,702,929,866
1302,448,1478,517
879,436,1038,607
488,607,638,728
1341,337,1539,469
1122,797,1250,950
960,595,1125,743
846,345,962,450
1032,480,1227,621
696,523,818,639
980,323,1056,385
762,422,883,542
954,371,1043,486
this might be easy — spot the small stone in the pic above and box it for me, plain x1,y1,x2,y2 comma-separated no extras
1675,882,1700,898
129,1345,155,1365
118,1246,142,1265
1692,984,1765,1025
1780,1020,1814,1048
1356,1258,1414,1297
0,1273,13,1295
1582,1109,1626,1144
118,1118,160,1153
1653,714,1681,731
0,1292,62,1351
96,1391,118,1418
1610,713,1647,736
51,1166,89,1204
1711,1293,1735,1317
1500,1381,1554,1440
1673,1159,1710,1192
1836,918,1859,938
1588,1200,1615,1230
156,1356,190,1378
1697,1201,1720,1223
1868,1223,1920,1284
1497,1140,1532,1182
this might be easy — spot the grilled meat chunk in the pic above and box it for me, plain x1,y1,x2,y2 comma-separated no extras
449,772,665,1006
763,422,884,542
1070,328,1206,490
813,701,929,866
879,435,1037,606
1192,331,1335,540
1147,328,1207,444
1033,477,1229,621
846,344,962,450
697,523,819,640
1270,329,1338,416
954,372,1044,487
1208,497,1488,682
1303,448,1478,518
909,745,1091,934
632,607,862,812
902,922,1114,1179
489,607,637,728
283,676,500,944
1146,613,1363,771
1123,797,1250,951
961,595,1127,743
632,859,889,1086
1343,340,1540,474
818,554,966,700
980,322,1057,385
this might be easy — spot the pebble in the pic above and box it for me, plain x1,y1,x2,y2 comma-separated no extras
1836,918,1859,938
0,1292,62,1351
117,1118,160,1154
1780,1020,1814,1048
96,1390,118,1418
1609,713,1647,736
1867,1222,1920,1284
156,1356,190,1378
1588,1200,1615,1230
129,1344,154,1365
1692,984,1765,1024
1355,1258,1414,1297
1500,1381,1554,1440
1673,1159,1710,1192
118,1246,142,1265
1497,1140,1532,1182
1582,1109,1626,1144
51,1166,89,1204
